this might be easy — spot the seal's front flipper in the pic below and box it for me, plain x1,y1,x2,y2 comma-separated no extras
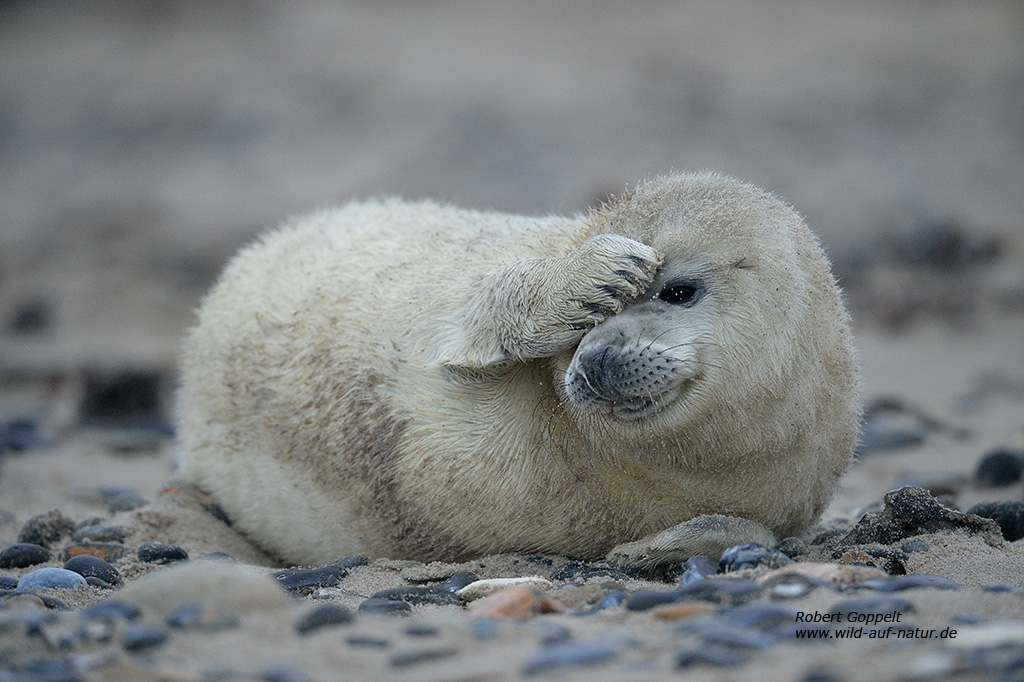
448,234,662,368
605,514,777,575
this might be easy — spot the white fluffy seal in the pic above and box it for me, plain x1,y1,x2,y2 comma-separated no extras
177,172,860,567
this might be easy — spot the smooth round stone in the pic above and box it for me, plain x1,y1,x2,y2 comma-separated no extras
273,565,347,592
294,604,354,635
723,603,800,631
371,585,463,606
967,500,1024,542
626,589,685,612
0,542,52,568
358,598,412,616
18,567,88,590
137,542,189,565
346,634,391,647
63,555,121,585
108,492,148,513
973,449,1024,487
777,537,808,558
521,638,619,674
680,578,763,605
719,543,794,572
436,571,479,592
697,623,777,650
122,623,168,651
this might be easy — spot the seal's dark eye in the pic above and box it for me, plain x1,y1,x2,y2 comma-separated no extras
658,280,704,306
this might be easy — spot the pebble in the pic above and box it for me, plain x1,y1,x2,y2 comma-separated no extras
118,561,290,613
137,542,189,564
404,622,439,637
829,596,916,619
358,598,413,616
121,623,168,651
967,500,1024,542
777,537,808,558
371,585,464,606
856,411,926,454
18,567,88,590
62,542,128,563
391,646,458,668
0,418,46,451
522,638,619,675
259,663,317,682
696,622,777,650
294,604,354,634
468,587,565,619
108,491,149,513
628,578,762,611
457,576,555,601
592,591,628,611
973,449,1024,487
679,555,719,585
435,571,478,591
723,603,801,632
675,644,747,668
549,561,631,583
346,634,391,647
83,600,141,623
17,509,76,548
0,542,52,568
0,576,19,589
758,562,886,587
63,555,121,585
72,524,127,543
858,574,961,591
273,565,347,592
166,601,240,631
331,555,370,570
719,543,794,572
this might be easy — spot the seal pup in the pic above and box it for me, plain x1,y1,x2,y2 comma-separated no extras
177,172,860,569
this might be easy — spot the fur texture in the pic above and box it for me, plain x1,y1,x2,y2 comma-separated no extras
177,172,860,565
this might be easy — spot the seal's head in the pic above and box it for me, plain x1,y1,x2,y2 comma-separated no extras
558,172,856,469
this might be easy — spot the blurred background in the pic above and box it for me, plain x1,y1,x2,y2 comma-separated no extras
1,1,1022,431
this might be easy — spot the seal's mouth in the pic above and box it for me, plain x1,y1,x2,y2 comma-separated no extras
607,384,689,422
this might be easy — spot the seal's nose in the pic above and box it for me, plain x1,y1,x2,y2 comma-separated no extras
567,346,623,405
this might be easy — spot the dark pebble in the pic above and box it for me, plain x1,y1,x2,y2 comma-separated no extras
294,604,354,635
167,601,239,631
0,419,47,452
0,576,19,589
627,578,762,611
346,634,391,647
259,663,316,682
679,555,719,585
63,555,121,585
974,449,1024,487
358,598,412,616
72,524,127,543
17,509,76,548
18,567,87,590
522,639,618,675
370,585,463,606
436,571,478,592
829,596,916,619
62,542,128,563
85,576,115,589
80,369,168,430
108,492,149,513
0,542,52,568
273,565,347,592
723,603,800,632
391,647,457,668
858,574,960,591
967,500,1024,542
122,623,168,651
626,589,685,611
676,644,747,668
719,543,794,572
404,623,439,637
331,555,370,569
550,561,631,583
137,542,189,564
697,623,776,650
856,412,925,454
